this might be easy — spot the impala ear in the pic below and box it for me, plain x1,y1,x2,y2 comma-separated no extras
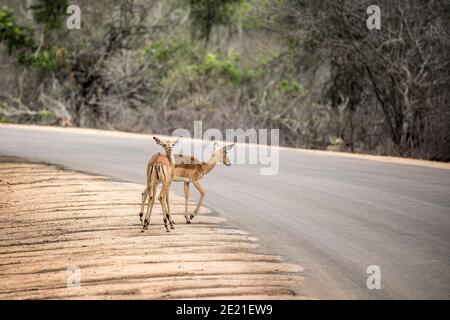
153,136,161,145
213,141,219,149
226,143,235,150
174,137,180,145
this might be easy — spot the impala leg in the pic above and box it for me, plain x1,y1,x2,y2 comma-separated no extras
191,180,205,220
158,183,170,232
139,188,148,225
143,185,156,231
184,182,191,224
166,190,175,228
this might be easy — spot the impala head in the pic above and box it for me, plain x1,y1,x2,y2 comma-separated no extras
153,137,179,153
213,142,235,166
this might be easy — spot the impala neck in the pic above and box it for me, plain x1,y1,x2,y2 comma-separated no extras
166,151,175,165
205,153,219,174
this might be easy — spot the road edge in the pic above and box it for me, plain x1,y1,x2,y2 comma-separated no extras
1,123,449,170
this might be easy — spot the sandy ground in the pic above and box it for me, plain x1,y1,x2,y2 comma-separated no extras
0,157,305,299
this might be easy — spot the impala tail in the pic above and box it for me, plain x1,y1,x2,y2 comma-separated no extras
148,164,167,182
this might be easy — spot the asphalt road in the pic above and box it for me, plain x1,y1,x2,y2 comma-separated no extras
1,125,449,299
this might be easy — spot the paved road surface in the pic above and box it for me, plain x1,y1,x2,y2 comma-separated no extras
1,125,449,299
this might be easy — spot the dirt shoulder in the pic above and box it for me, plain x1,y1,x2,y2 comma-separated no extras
0,157,306,299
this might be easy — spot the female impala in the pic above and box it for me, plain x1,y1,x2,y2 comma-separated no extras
141,137,179,232
140,141,235,224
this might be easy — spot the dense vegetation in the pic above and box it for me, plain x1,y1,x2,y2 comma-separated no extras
0,0,449,160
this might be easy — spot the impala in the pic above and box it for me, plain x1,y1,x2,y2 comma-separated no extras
141,137,179,232
139,141,235,224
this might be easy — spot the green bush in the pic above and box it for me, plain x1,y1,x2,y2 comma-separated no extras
30,0,68,33
0,7,35,53
31,49,59,75
0,6,62,75
39,110,57,122
145,39,173,62
200,53,242,85
145,35,269,90
278,79,302,93
0,116,11,124
188,0,244,43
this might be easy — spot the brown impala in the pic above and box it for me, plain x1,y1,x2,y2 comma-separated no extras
139,141,235,224
141,137,179,232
